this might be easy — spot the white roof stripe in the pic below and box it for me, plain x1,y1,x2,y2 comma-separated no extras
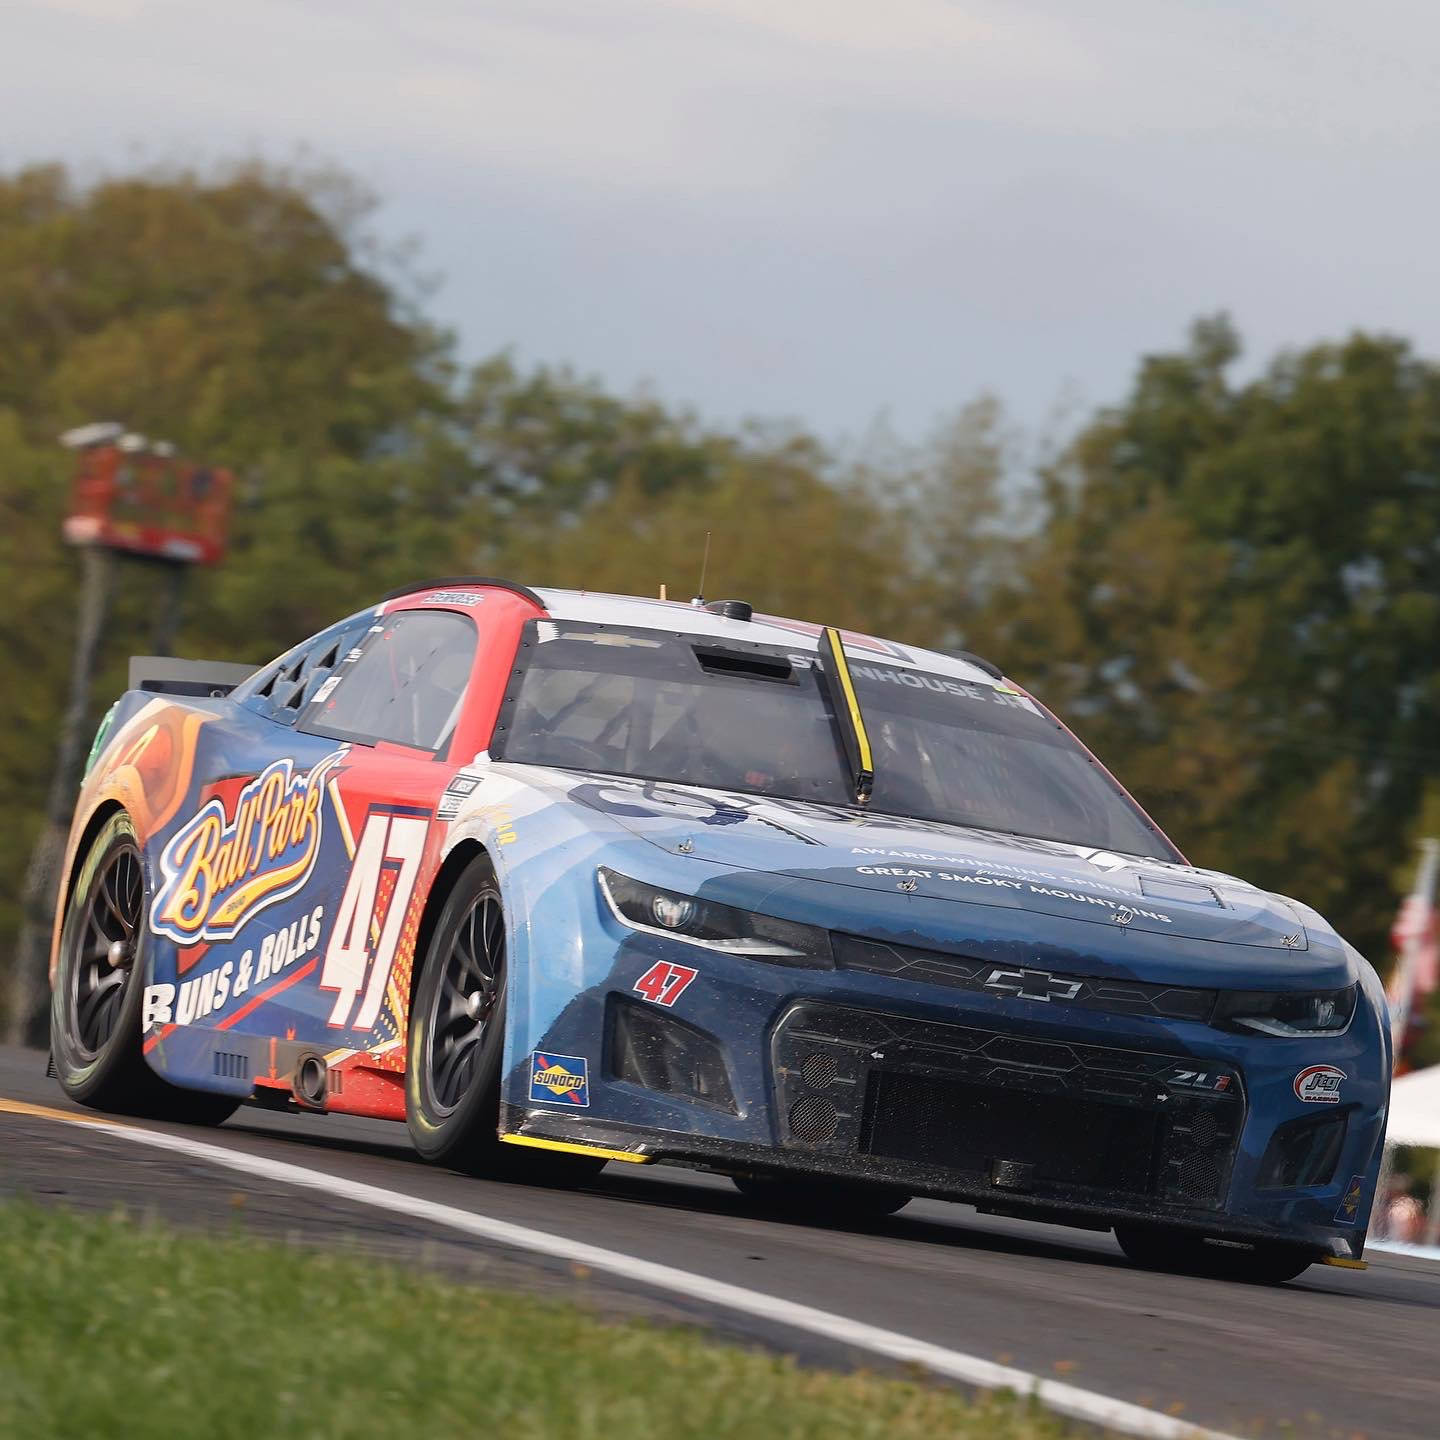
531,587,1005,687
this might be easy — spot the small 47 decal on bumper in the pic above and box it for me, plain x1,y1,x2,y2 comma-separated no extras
633,960,698,1007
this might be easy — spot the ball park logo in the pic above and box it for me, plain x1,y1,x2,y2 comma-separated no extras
151,753,342,945
528,1052,590,1107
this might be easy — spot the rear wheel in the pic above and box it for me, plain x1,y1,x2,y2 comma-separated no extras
406,853,604,1186
51,811,237,1125
733,1175,911,1220
1114,1223,1315,1284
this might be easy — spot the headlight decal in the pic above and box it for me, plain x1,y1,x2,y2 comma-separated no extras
1212,985,1356,1037
597,868,834,968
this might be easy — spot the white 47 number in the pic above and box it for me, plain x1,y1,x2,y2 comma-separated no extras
321,813,428,1030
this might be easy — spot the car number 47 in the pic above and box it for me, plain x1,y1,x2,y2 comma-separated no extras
633,960,698,1007
320,812,428,1030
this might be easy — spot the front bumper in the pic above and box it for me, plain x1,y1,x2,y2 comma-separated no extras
504,911,1387,1260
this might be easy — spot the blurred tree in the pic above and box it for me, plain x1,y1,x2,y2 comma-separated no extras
4,156,1433,1036
0,160,454,1035
457,355,739,522
0,162,900,1035
985,318,1440,960
493,441,911,634
0,163,450,460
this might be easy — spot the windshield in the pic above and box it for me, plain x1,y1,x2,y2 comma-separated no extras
497,621,1176,859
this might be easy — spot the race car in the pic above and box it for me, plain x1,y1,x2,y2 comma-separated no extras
50,578,1390,1283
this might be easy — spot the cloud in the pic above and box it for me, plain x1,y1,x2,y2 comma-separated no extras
3,1,1440,434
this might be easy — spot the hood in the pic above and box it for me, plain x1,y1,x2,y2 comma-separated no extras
537,770,1314,952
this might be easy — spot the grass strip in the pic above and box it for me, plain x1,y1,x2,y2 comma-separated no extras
0,1199,1105,1440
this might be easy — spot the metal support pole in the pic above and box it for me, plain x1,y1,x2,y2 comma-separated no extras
7,545,115,1045
150,559,187,657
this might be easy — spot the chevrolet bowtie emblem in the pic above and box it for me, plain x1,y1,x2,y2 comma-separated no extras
983,967,1084,1003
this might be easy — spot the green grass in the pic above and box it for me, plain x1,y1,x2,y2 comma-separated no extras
0,1200,1101,1440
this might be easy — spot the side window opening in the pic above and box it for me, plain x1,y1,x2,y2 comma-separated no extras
300,609,478,754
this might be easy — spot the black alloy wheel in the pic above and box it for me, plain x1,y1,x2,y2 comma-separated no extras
68,838,143,1061
425,891,504,1115
1114,1222,1316,1284
51,810,237,1124
405,852,604,1186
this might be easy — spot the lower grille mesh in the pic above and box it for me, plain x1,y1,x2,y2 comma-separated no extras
861,1070,1160,1195
772,1002,1244,1210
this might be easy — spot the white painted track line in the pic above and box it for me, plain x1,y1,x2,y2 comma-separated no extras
2,1099,1238,1440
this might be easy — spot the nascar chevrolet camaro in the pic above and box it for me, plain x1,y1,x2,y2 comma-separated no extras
50,579,1390,1282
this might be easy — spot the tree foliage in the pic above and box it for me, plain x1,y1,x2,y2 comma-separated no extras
1,162,1436,1027
983,318,1440,959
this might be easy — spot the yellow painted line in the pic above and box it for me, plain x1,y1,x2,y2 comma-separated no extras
500,1132,652,1164
1321,1255,1367,1270
0,1096,122,1128
823,626,873,775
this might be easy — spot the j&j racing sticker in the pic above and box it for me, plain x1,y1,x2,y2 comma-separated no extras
1293,1064,1346,1104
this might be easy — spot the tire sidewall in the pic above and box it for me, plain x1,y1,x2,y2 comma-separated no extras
51,810,153,1104
405,854,508,1164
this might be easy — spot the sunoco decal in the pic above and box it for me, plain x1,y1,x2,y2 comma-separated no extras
1293,1064,1346,1104
529,1052,590,1106
151,753,342,944
1335,1174,1365,1224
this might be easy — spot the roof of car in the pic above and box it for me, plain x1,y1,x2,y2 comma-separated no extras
532,587,1006,688
382,578,1009,688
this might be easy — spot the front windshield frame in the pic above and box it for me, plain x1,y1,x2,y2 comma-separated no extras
491,619,1180,861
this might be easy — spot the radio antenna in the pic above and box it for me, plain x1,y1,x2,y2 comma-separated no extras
691,531,712,607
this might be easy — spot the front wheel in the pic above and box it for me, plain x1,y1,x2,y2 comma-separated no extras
1114,1223,1315,1284
406,854,604,1186
51,810,237,1126
733,1175,912,1220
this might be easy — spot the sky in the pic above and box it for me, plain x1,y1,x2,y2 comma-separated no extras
3,0,1438,443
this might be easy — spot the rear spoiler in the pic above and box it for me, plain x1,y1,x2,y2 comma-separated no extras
128,655,258,698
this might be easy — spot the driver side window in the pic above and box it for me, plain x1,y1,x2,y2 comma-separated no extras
301,609,477,754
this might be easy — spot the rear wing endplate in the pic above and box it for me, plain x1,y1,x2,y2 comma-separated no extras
128,655,257,698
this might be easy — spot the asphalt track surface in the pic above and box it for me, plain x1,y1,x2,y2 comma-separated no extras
3,1045,1438,1440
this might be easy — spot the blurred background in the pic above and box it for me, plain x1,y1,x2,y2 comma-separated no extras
1,3,1437,1215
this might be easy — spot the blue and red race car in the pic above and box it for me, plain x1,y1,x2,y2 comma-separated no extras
50,579,1390,1282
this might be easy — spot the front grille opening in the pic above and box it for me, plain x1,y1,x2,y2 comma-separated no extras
609,997,737,1114
860,1070,1160,1195
1257,1111,1348,1190
830,935,1217,1023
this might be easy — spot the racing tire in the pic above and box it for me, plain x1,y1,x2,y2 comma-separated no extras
406,853,605,1187
51,810,238,1126
1113,1223,1315,1285
733,1175,912,1220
